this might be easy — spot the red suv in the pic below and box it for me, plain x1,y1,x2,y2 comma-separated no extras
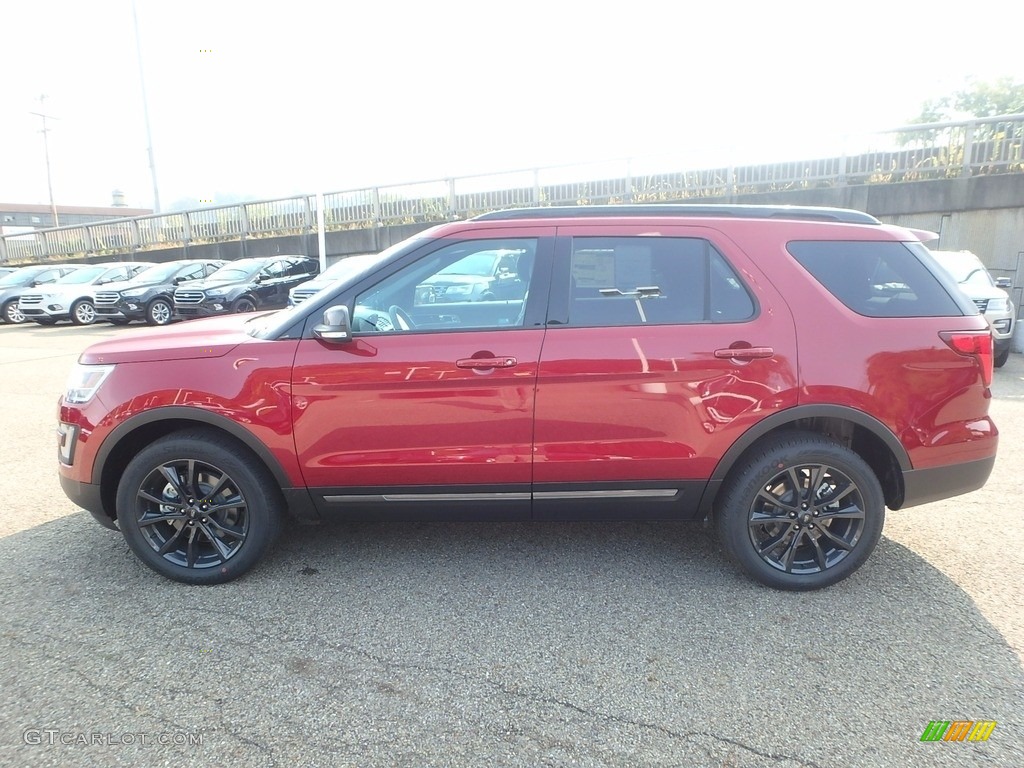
57,206,997,589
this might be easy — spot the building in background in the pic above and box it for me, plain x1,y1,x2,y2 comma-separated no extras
1,191,151,234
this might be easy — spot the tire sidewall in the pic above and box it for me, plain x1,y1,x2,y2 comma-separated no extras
116,433,281,584
715,434,885,590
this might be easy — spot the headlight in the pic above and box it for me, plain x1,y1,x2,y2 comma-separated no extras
445,285,474,295
122,288,147,298
987,297,1010,312
204,290,227,298
64,364,115,404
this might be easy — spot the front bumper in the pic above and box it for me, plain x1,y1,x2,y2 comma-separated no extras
59,474,118,530
174,300,231,318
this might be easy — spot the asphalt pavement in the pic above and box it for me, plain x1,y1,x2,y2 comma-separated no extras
0,320,1021,767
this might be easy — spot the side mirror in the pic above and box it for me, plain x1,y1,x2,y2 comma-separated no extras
995,276,1012,289
313,305,352,343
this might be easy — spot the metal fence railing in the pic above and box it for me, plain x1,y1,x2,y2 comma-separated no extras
3,113,1022,264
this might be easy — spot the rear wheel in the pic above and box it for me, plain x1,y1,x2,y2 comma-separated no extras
146,298,173,326
71,300,96,325
714,432,884,590
116,431,283,584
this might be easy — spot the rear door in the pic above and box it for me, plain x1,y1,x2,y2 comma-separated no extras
532,224,799,520
290,229,553,519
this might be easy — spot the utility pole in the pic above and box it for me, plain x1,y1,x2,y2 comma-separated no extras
30,95,59,228
132,0,160,212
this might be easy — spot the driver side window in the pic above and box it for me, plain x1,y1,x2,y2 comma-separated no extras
353,238,536,334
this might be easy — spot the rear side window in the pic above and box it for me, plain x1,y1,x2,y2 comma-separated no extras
567,237,755,327
788,241,964,318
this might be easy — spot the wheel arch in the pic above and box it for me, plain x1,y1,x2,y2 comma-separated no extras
698,405,911,518
92,407,300,524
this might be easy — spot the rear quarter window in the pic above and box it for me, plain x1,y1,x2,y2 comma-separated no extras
788,241,967,318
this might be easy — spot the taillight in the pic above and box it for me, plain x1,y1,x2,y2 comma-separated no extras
940,330,993,386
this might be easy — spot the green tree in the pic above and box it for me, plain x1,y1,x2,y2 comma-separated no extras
909,77,1024,124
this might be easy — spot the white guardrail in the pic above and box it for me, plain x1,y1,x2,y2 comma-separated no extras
2,114,1022,263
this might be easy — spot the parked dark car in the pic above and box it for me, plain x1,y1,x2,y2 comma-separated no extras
173,256,319,319
95,259,225,325
58,205,997,589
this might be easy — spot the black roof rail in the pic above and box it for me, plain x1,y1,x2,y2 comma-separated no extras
472,204,881,225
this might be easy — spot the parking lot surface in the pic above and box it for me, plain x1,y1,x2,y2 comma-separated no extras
0,321,1021,767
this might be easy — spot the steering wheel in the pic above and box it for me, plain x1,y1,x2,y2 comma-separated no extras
388,305,415,331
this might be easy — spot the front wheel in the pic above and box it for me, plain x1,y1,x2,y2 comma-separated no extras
994,346,1010,368
116,431,283,584
71,300,96,325
714,432,884,590
146,298,173,326
232,297,257,313
2,300,26,324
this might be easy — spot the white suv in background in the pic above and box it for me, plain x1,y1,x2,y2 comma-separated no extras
929,249,1015,368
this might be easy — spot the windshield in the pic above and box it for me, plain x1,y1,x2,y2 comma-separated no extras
0,268,48,287
438,251,500,277
128,262,183,283
319,252,388,280
207,261,265,281
53,266,108,284
929,251,996,288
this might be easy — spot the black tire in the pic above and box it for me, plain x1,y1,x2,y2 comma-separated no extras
2,300,26,324
116,430,283,584
714,432,884,590
71,299,96,325
232,297,257,313
994,347,1010,368
146,298,174,326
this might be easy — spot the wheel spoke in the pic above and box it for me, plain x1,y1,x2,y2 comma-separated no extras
205,517,246,540
138,489,183,508
808,464,830,496
158,465,187,500
780,528,804,572
756,525,797,555
206,499,247,515
186,528,198,567
138,510,186,527
157,525,187,556
816,501,865,521
809,534,829,571
185,459,198,497
815,524,854,551
755,489,799,514
196,522,234,561
786,467,805,499
205,473,232,502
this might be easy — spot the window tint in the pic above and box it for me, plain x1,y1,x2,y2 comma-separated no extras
354,239,536,333
788,241,964,318
566,237,754,327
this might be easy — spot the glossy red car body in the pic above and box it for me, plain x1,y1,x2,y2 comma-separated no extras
58,205,998,587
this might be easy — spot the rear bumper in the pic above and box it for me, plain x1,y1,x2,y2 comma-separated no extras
900,455,996,509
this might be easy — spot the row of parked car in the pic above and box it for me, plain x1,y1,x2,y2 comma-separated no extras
0,255,324,327
0,247,533,329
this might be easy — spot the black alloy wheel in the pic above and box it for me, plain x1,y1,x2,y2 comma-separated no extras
116,431,282,584
715,433,884,590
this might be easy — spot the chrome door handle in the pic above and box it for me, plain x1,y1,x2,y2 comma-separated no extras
456,356,517,369
714,346,774,360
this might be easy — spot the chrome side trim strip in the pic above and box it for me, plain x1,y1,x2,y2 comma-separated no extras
323,492,531,503
533,489,679,500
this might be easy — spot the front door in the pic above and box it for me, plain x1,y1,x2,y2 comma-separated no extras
291,230,553,520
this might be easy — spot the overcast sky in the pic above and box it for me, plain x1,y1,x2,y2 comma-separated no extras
1,0,1021,212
